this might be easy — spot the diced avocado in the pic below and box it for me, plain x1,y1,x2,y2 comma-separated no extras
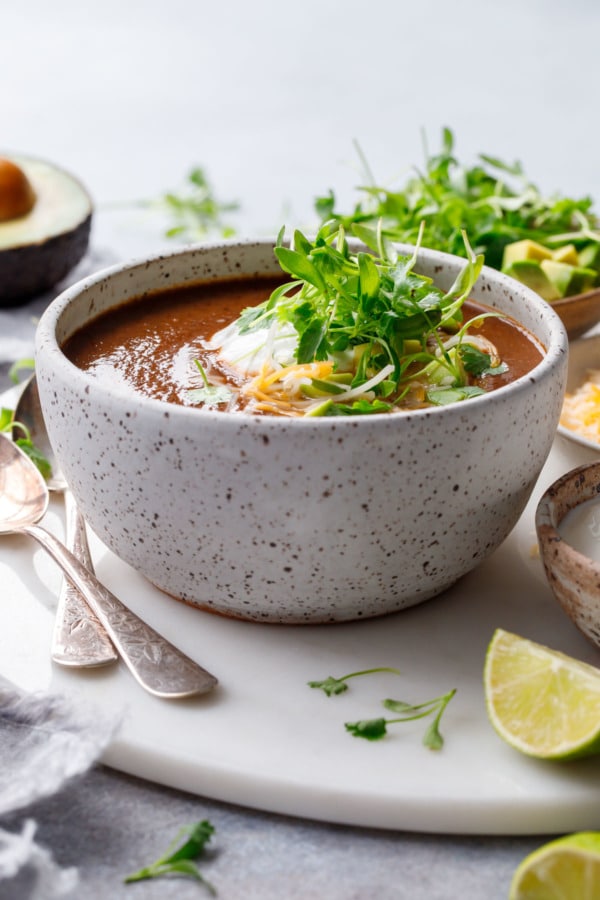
540,259,597,297
502,259,561,301
578,242,600,276
551,243,579,265
502,239,553,268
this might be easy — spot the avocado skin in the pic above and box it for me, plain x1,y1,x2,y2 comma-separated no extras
0,212,91,306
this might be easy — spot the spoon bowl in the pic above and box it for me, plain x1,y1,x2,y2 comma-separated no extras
0,438,47,529
0,434,218,698
13,375,117,667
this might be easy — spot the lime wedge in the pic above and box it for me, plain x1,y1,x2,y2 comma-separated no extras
484,629,600,760
509,832,600,899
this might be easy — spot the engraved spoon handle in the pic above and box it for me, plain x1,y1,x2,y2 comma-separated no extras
24,522,218,698
51,488,118,667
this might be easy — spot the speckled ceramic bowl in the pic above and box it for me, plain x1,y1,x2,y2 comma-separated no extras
536,462,600,650
35,240,568,624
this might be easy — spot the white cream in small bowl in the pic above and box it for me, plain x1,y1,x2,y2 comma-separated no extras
536,462,600,650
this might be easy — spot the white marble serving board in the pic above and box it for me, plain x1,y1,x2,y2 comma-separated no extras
2,431,600,836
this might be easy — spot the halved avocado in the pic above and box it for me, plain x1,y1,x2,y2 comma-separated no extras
0,155,92,307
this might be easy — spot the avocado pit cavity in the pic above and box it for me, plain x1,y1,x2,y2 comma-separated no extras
0,158,36,222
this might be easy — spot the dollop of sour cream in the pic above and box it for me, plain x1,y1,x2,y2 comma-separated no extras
210,320,356,378
209,320,298,376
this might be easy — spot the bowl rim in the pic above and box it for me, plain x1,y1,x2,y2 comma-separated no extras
35,236,569,428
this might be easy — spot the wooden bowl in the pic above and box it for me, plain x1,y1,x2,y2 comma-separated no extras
552,286,600,341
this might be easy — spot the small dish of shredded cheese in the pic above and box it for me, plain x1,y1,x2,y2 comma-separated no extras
558,335,600,450
560,371,600,443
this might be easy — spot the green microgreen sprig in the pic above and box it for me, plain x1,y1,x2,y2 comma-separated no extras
8,357,35,384
314,127,600,274
234,219,486,416
308,666,402,697
187,360,232,407
0,406,52,479
0,407,13,434
124,820,216,893
2,360,51,475
345,689,457,750
145,167,239,242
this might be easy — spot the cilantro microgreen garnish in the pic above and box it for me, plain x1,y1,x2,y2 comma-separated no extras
345,689,456,750
314,127,599,272
124,820,216,892
149,167,239,242
458,342,506,377
231,218,491,416
308,666,401,696
187,360,232,408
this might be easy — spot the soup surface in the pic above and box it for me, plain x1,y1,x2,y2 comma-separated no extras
64,276,544,415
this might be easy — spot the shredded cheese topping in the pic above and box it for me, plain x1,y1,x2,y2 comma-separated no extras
240,360,335,415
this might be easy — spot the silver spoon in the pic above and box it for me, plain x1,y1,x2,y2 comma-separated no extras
12,375,117,668
0,433,218,699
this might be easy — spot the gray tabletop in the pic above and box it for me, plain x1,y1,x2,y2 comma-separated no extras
2,1,599,896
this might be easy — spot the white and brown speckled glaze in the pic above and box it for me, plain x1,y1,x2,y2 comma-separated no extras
35,240,568,624
536,463,600,650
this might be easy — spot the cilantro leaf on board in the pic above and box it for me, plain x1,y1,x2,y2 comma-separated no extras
346,689,456,750
308,667,401,696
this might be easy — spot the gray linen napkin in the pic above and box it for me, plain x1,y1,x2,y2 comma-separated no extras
0,675,118,898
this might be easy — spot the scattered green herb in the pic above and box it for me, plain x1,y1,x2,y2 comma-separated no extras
458,342,508,378
308,666,401,697
315,128,600,273
14,436,52,479
149,167,239,242
124,820,216,893
0,407,52,479
8,357,35,384
0,408,13,434
345,689,456,750
187,360,232,408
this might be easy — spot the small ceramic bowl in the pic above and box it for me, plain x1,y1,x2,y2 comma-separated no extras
536,462,600,650
35,240,568,624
